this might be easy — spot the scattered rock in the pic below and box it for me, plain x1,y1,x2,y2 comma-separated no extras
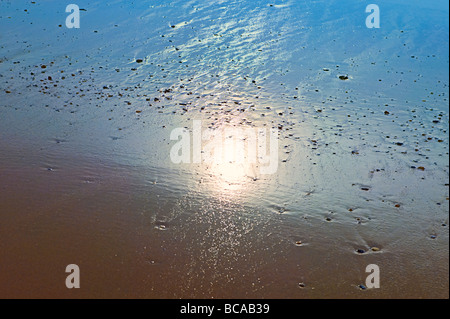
155,224,167,231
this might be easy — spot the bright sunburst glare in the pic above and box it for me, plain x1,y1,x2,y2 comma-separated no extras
202,125,259,193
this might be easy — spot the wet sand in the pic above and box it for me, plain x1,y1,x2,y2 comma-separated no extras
0,0,449,298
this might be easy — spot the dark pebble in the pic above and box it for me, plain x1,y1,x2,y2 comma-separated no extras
358,284,367,290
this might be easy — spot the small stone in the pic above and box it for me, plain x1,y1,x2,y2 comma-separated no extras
298,283,306,288
371,247,381,252
356,249,366,254
136,59,143,63
339,75,349,80
155,224,167,231
358,284,367,290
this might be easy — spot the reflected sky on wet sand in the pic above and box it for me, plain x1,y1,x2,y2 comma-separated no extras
0,0,448,298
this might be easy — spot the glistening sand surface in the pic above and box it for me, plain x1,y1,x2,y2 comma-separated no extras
0,0,448,298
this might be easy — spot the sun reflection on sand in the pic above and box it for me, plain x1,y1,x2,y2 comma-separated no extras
192,122,268,198
203,126,256,194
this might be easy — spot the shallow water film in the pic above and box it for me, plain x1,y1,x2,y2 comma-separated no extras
0,0,448,299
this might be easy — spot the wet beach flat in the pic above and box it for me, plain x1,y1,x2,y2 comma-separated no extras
0,0,448,298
